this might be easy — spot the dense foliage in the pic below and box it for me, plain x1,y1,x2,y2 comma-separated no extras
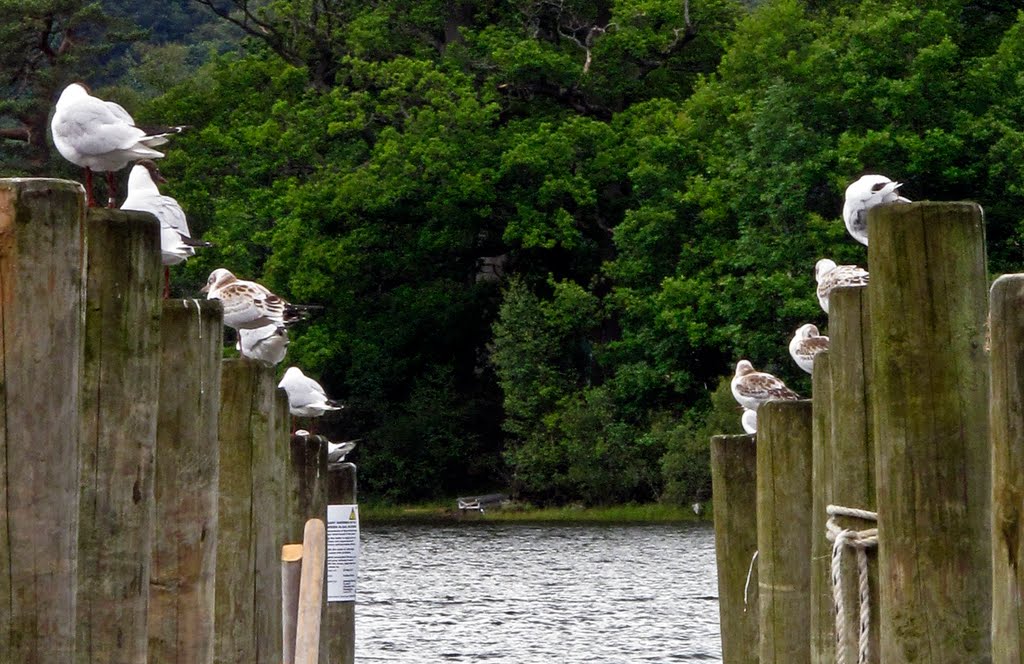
5,0,1024,504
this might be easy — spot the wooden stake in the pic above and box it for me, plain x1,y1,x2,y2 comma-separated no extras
810,351,835,664
77,208,162,664
148,299,223,664
282,544,304,664
757,399,813,664
295,519,327,664
0,178,86,664
326,462,358,664
710,434,759,664
868,201,991,662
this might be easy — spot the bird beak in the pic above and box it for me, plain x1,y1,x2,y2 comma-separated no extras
199,283,210,294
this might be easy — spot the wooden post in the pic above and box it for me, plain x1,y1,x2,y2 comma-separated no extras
295,519,327,664
0,179,86,663
287,431,328,546
216,359,285,664
77,209,162,664
710,434,759,664
827,286,879,663
149,299,223,664
810,351,835,664
989,274,1024,663
326,462,358,664
868,202,991,662
282,544,304,664
757,399,813,664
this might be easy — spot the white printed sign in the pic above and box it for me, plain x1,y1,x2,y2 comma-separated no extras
326,503,360,602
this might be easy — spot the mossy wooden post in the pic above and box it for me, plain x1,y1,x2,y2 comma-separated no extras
77,209,162,664
828,286,878,664
989,274,1024,663
326,462,358,664
0,179,86,663
710,434,758,664
216,359,285,664
286,431,328,546
868,202,990,662
810,352,834,664
149,299,223,664
757,399,813,664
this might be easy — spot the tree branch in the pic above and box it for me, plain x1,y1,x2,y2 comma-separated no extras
190,0,299,65
0,127,32,142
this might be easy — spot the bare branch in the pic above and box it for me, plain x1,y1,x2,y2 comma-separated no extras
191,0,299,65
0,127,31,142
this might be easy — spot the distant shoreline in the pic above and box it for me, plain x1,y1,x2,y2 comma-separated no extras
359,501,710,524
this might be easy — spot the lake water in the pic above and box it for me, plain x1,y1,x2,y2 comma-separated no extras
355,521,722,663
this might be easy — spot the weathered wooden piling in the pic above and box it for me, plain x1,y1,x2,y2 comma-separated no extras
326,463,358,664
77,209,163,664
710,434,759,664
810,352,835,664
757,400,813,664
216,359,286,664
828,286,878,664
287,430,328,545
149,299,223,664
0,179,87,663
868,202,991,662
989,274,1024,663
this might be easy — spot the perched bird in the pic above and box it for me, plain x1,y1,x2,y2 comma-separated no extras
236,324,289,366
121,160,210,296
278,366,344,418
741,408,758,434
815,259,869,314
731,360,800,411
789,324,830,374
201,269,318,330
51,83,186,207
327,439,359,464
842,174,911,246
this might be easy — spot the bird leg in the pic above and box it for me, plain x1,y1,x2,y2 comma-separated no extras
164,266,170,299
84,168,96,207
106,171,117,208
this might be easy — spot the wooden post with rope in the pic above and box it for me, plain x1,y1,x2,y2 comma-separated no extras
809,351,835,664
710,434,759,664
868,202,991,662
77,208,162,664
757,399,813,664
827,286,879,664
989,274,1024,663
215,358,285,664
0,179,87,664
149,299,223,664
326,462,358,664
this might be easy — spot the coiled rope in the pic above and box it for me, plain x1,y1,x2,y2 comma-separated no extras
825,504,877,664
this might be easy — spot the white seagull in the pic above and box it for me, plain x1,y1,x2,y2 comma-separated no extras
842,174,911,246
789,324,830,374
278,366,344,418
51,83,186,207
121,160,210,296
731,360,800,411
741,409,757,434
201,268,318,330
236,324,289,366
815,259,869,314
327,439,359,464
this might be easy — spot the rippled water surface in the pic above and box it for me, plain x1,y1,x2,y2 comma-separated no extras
355,521,721,663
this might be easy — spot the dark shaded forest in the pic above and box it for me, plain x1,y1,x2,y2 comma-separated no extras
3,0,1024,504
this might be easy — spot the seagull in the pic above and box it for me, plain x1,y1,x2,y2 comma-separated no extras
200,269,319,330
236,324,289,366
842,174,911,246
741,408,757,434
121,160,211,297
327,439,359,464
51,83,186,208
278,366,345,419
789,324,830,374
731,360,800,411
815,259,869,314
